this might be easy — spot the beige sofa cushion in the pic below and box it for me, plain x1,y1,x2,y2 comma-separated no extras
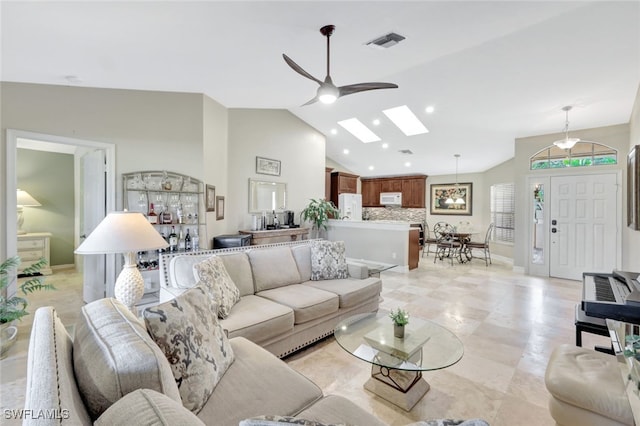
197,337,323,426
219,252,255,296
73,298,181,420
296,395,388,426
24,307,92,426
249,246,301,291
95,389,204,426
257,285,339,324
303,277,382,308
194,255,241,318
220,294,294,343
144,284,235,413
291,244,312,282
545,344,633,426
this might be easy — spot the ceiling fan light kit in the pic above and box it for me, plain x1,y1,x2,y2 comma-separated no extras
553,105,580,150
283,24,398,106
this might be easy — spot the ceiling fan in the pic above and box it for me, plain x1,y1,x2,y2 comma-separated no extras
283,25,398,106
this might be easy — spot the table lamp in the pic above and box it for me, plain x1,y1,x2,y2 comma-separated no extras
75,211,169,312
17,189,42,235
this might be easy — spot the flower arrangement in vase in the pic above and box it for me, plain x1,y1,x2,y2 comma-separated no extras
389,308,409,338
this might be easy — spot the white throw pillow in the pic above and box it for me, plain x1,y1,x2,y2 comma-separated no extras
310,240,349,281
193,255,241,318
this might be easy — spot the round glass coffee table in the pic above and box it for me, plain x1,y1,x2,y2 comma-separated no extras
335,312,464,411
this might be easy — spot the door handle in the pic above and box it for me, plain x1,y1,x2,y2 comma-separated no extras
551,228,558,233
80,234,87,239
551,219,557,225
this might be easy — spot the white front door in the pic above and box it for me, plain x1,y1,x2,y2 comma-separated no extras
80,149,107,303
549,173,617,280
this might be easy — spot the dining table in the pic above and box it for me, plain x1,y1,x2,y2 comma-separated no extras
449,230,478,263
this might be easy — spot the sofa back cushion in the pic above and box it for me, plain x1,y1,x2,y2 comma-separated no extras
24,307,92,426
291,244,312,282
73,298,181,420
169,254,210,289
218,252,255,296
248,246,302,292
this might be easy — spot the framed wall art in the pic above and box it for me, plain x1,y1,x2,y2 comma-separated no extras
206,184,216,212
430,182,473,216
628,145,639,230
256,156,281,176
216,196,225,220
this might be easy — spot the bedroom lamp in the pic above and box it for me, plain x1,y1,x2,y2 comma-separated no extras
75,211,168,312
17,189,42,235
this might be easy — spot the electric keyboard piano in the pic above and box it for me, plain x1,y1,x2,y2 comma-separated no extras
582,270,640,323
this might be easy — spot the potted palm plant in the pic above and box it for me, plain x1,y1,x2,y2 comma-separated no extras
1,256,53,357
300,198,340,239
389,308,409,338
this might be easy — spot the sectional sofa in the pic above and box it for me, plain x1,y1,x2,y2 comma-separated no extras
158,239,383,358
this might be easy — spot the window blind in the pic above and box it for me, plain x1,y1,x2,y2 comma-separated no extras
491,183,515,243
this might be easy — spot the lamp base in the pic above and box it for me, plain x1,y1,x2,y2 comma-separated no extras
114,261,145,313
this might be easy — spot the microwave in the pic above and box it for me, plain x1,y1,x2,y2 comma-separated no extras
380,192,402,206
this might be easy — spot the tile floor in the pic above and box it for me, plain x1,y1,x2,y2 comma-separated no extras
0,257,611,425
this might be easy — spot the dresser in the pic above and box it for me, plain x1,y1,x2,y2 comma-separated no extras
17,232,53,275
239,228,310,245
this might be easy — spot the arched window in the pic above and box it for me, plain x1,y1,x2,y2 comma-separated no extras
530,141,617,170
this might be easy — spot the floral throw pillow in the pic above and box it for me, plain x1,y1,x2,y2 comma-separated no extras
194,255,241,319
143,284,235,414
310,240,349,281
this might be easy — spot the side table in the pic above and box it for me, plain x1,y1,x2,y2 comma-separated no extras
17,232,53,275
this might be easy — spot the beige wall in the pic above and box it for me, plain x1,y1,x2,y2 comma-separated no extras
626,85,640,271
426,172,486,231
226,109,325,233
513,123,631,269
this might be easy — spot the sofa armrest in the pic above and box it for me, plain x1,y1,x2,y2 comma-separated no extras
347,261,369,279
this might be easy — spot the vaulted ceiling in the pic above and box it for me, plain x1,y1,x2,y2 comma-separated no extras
2,1,639,176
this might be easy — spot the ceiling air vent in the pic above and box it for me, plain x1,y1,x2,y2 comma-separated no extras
398,149,413,155
366,32,405,49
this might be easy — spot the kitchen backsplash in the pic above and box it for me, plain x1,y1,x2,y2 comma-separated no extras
363,207,426,223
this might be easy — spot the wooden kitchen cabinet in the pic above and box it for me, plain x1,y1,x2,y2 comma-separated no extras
330,171,358,207
361,180,381,207
360,175,427,208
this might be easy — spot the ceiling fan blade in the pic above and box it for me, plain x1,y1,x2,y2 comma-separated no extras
301,97,319,106
282,54,322,85
338,82,398,97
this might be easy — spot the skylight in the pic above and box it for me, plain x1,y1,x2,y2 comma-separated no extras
337,118,381,143
383,105,429,136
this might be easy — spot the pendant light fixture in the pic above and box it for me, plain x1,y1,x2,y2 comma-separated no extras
553,105,580,150
445,154,465,205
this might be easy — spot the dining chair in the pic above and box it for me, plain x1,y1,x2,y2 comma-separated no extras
466,223,494,266
433,222,461,265
421,222,439,257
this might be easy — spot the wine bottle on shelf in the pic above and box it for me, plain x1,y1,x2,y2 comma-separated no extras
147,203,158,224
185,228,192,251
169,226,178,252
177,204,184,224
192,229,200,251
178,228,185,251
161,208,172,225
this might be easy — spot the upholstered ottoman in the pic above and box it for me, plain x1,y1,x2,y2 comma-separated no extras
545,344,633,426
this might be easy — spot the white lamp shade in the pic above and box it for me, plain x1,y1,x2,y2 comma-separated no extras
17,189,42,207
75,211,168,254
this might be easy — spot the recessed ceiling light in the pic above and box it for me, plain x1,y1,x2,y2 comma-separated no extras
425,106,435,114
337,118,381,143
382,143,389,149
343,149,350,155
404,162,411,167
330,129,338,135
372,119,380,126
383,105,429,136
368,165,374,171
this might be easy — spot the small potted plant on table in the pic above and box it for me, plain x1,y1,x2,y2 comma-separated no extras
389,308,409,338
